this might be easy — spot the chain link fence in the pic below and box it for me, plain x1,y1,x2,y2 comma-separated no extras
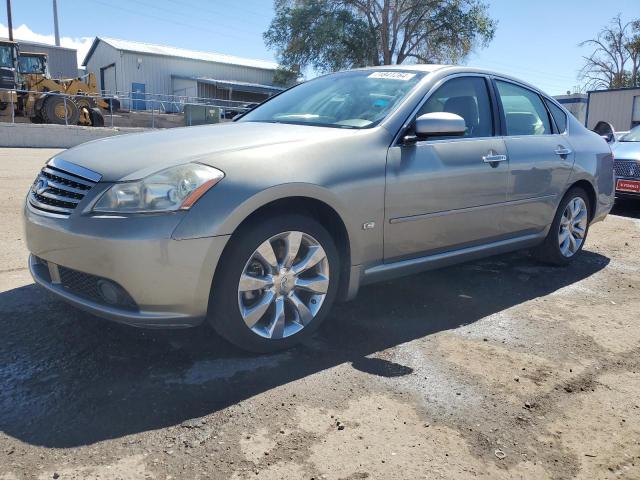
0,88,256,129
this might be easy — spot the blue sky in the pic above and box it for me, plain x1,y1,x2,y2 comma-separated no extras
2,0,639,95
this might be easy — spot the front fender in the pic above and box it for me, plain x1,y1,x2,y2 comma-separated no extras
171,182,366,265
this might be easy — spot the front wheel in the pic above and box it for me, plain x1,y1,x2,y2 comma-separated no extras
209,214,340,353
533,187,591,265
40,95,80,125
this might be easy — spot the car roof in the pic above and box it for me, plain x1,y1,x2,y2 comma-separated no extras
352,64,519,79
348,64,554,98
352,64,449,72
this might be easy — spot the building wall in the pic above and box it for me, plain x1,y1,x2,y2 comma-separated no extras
587,88,640,131
84,41,121,95
16,41,77,78
85,39,277,110
171,77,197,98
554,94,588,125
119,53,276,99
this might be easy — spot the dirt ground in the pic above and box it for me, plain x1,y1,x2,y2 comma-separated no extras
1,147,639,480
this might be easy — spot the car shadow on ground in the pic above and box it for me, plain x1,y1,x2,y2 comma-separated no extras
0,250,609,448
611,198,640,219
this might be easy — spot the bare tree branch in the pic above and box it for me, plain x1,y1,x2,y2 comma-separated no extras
580,14,640,89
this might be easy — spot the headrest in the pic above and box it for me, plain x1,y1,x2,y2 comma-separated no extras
506,112,537,135
443,96,479,129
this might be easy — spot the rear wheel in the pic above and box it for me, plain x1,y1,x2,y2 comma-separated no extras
209,214,339,353
533,187,591,265
75,96,96,110
105,98,120,112
89,107,104,127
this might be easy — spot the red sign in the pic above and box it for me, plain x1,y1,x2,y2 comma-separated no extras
616,179,640,193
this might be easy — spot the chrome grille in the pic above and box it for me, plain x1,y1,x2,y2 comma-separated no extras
614,159,640,179
28,159,101,217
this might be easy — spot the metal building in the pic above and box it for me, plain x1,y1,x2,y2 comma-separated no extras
585,87,640,132
554,93,588,125
82,37,283,111
1,38,78,78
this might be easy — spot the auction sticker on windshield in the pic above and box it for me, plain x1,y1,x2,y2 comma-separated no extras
368,71,416,81
617,179,640,193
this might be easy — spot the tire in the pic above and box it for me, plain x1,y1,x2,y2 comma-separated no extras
105,98,120,112
209,214,340,353
533,187,591,266
89,107,105,127
75,96,96,110
40,95,80,125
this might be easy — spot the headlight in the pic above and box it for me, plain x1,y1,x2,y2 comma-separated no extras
93,163,224,213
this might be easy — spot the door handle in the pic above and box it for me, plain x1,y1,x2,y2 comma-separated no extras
554,146,572,156
482,154,508,164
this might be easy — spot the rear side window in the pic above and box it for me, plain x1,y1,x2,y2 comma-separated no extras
495,80,551,136
417,76,494,138
544,99,568,133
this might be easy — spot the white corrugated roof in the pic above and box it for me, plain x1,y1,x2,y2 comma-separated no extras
0,37,77,52
95,37,279,71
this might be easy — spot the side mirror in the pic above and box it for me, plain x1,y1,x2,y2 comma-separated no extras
592,121,615,143
413,112,466,139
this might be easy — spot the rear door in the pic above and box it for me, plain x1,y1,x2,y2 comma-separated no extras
493,79,574,236
384,75,510,261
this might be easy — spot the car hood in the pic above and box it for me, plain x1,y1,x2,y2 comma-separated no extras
612,141,640,161
54,122,351,182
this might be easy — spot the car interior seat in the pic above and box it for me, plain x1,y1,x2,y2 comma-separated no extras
505,112,537,135
443,96,479,136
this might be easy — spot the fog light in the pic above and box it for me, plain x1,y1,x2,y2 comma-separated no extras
96,279,121,305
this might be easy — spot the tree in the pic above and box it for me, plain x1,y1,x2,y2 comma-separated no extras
272,66,302,86
579,15,640,90
264,0,496,77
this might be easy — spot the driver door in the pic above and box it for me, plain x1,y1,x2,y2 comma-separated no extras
384,75,510,261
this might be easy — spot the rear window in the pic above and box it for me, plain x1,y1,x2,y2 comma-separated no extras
495,80,552,136
544,99,568,133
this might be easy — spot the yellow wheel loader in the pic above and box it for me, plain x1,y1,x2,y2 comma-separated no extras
0,40,108,126
0,40,18,120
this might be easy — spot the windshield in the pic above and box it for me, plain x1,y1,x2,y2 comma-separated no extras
18,55,46,74
619,125,640,142
238,70,424,129
0,46,14,68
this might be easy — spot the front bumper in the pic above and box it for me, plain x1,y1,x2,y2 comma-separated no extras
24,203,230,328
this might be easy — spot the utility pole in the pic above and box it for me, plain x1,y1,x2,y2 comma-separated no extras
6,0,13,41
53,0,60,46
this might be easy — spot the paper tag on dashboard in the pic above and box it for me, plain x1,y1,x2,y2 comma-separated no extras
368,71,416,81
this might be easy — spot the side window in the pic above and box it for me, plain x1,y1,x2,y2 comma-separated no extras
417,76,493,138
495,80,551,136
544,99,568,133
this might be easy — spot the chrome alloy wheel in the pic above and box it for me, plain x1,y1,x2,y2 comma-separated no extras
237,231,330,339
558,197,588,258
